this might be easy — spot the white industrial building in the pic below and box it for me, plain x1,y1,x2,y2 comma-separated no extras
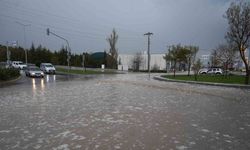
118,52,166,71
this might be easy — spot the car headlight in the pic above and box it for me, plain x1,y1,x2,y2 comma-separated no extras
41,72,44,75
31,72,35,75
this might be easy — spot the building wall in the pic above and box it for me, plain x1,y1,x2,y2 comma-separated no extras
200,54,210,68
118,53,166,70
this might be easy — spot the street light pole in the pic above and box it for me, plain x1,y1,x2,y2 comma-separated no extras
16,21,30,64
46,28,71,72
144,32,153,77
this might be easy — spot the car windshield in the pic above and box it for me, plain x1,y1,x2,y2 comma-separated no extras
29,67,40,71
45,65,53,67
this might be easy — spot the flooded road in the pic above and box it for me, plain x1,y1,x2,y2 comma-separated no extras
0,73,250,149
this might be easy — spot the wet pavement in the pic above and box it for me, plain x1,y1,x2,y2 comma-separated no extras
0,73,250,150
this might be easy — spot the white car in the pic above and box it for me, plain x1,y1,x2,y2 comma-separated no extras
199,68,223,75
12,61,27,70
207,68,223,74
40,63,56,74
25,66,44,78
199,68,208,74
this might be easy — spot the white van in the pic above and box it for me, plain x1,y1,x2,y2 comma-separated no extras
40,63,56,74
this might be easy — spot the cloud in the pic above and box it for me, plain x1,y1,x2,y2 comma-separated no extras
0,0,232,55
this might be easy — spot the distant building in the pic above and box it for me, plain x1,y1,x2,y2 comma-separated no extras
200,55,210,68
118,52,166,71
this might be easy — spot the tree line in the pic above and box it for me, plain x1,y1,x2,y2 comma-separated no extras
163,44,200,78
0,43,116,68
0,29,119,69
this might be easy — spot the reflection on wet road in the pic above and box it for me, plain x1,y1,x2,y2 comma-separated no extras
0,73,250,150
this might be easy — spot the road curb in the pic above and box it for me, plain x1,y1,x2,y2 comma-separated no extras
153,76,250,89
0,75,21,86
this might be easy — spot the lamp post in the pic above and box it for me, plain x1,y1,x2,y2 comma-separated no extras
46,28,71,72
16,21,30,64
6,41,18,67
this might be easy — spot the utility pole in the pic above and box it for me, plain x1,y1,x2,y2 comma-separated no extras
6,41,10,66
82,52,86,72
144,32,153,77
46,28,71,72
16,21,30,64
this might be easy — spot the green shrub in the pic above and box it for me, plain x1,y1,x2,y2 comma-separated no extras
0,68,20,81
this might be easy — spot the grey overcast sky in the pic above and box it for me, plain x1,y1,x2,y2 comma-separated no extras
0,0,232,55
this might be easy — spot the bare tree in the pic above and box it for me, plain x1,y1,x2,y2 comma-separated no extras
210,49,221,67
214,44,237,75
186,45,199,76
107,28,118,69
131,52,143,71
152,64,160,71
225,0,250,84
192,59,202,81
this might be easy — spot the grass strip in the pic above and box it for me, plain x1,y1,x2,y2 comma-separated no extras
56,67,116,75
164,74,248,85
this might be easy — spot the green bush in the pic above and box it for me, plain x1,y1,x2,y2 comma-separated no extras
0,68,20,81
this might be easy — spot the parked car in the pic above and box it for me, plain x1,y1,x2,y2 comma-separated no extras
207,68,223,74
40,63,56,74
12,61,27,70
199,68,209,74
199,68,223,75
25,66,44,78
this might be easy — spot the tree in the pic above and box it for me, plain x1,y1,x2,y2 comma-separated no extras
107,28,118,69
213,44,237,75
163,47,172,72
192,59,202,81
186,45,199,76
210,49,221,67
164,44,189,77
225,0,250,84
57,46,68,66
131,52,143,71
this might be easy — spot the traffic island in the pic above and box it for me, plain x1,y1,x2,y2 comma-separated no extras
0,75,21,86
154,75,250,89
0,68,21,86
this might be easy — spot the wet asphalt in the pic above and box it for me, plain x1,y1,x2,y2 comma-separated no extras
0,72,250,150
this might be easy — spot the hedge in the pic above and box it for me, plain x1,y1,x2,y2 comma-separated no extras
0,68,20,81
